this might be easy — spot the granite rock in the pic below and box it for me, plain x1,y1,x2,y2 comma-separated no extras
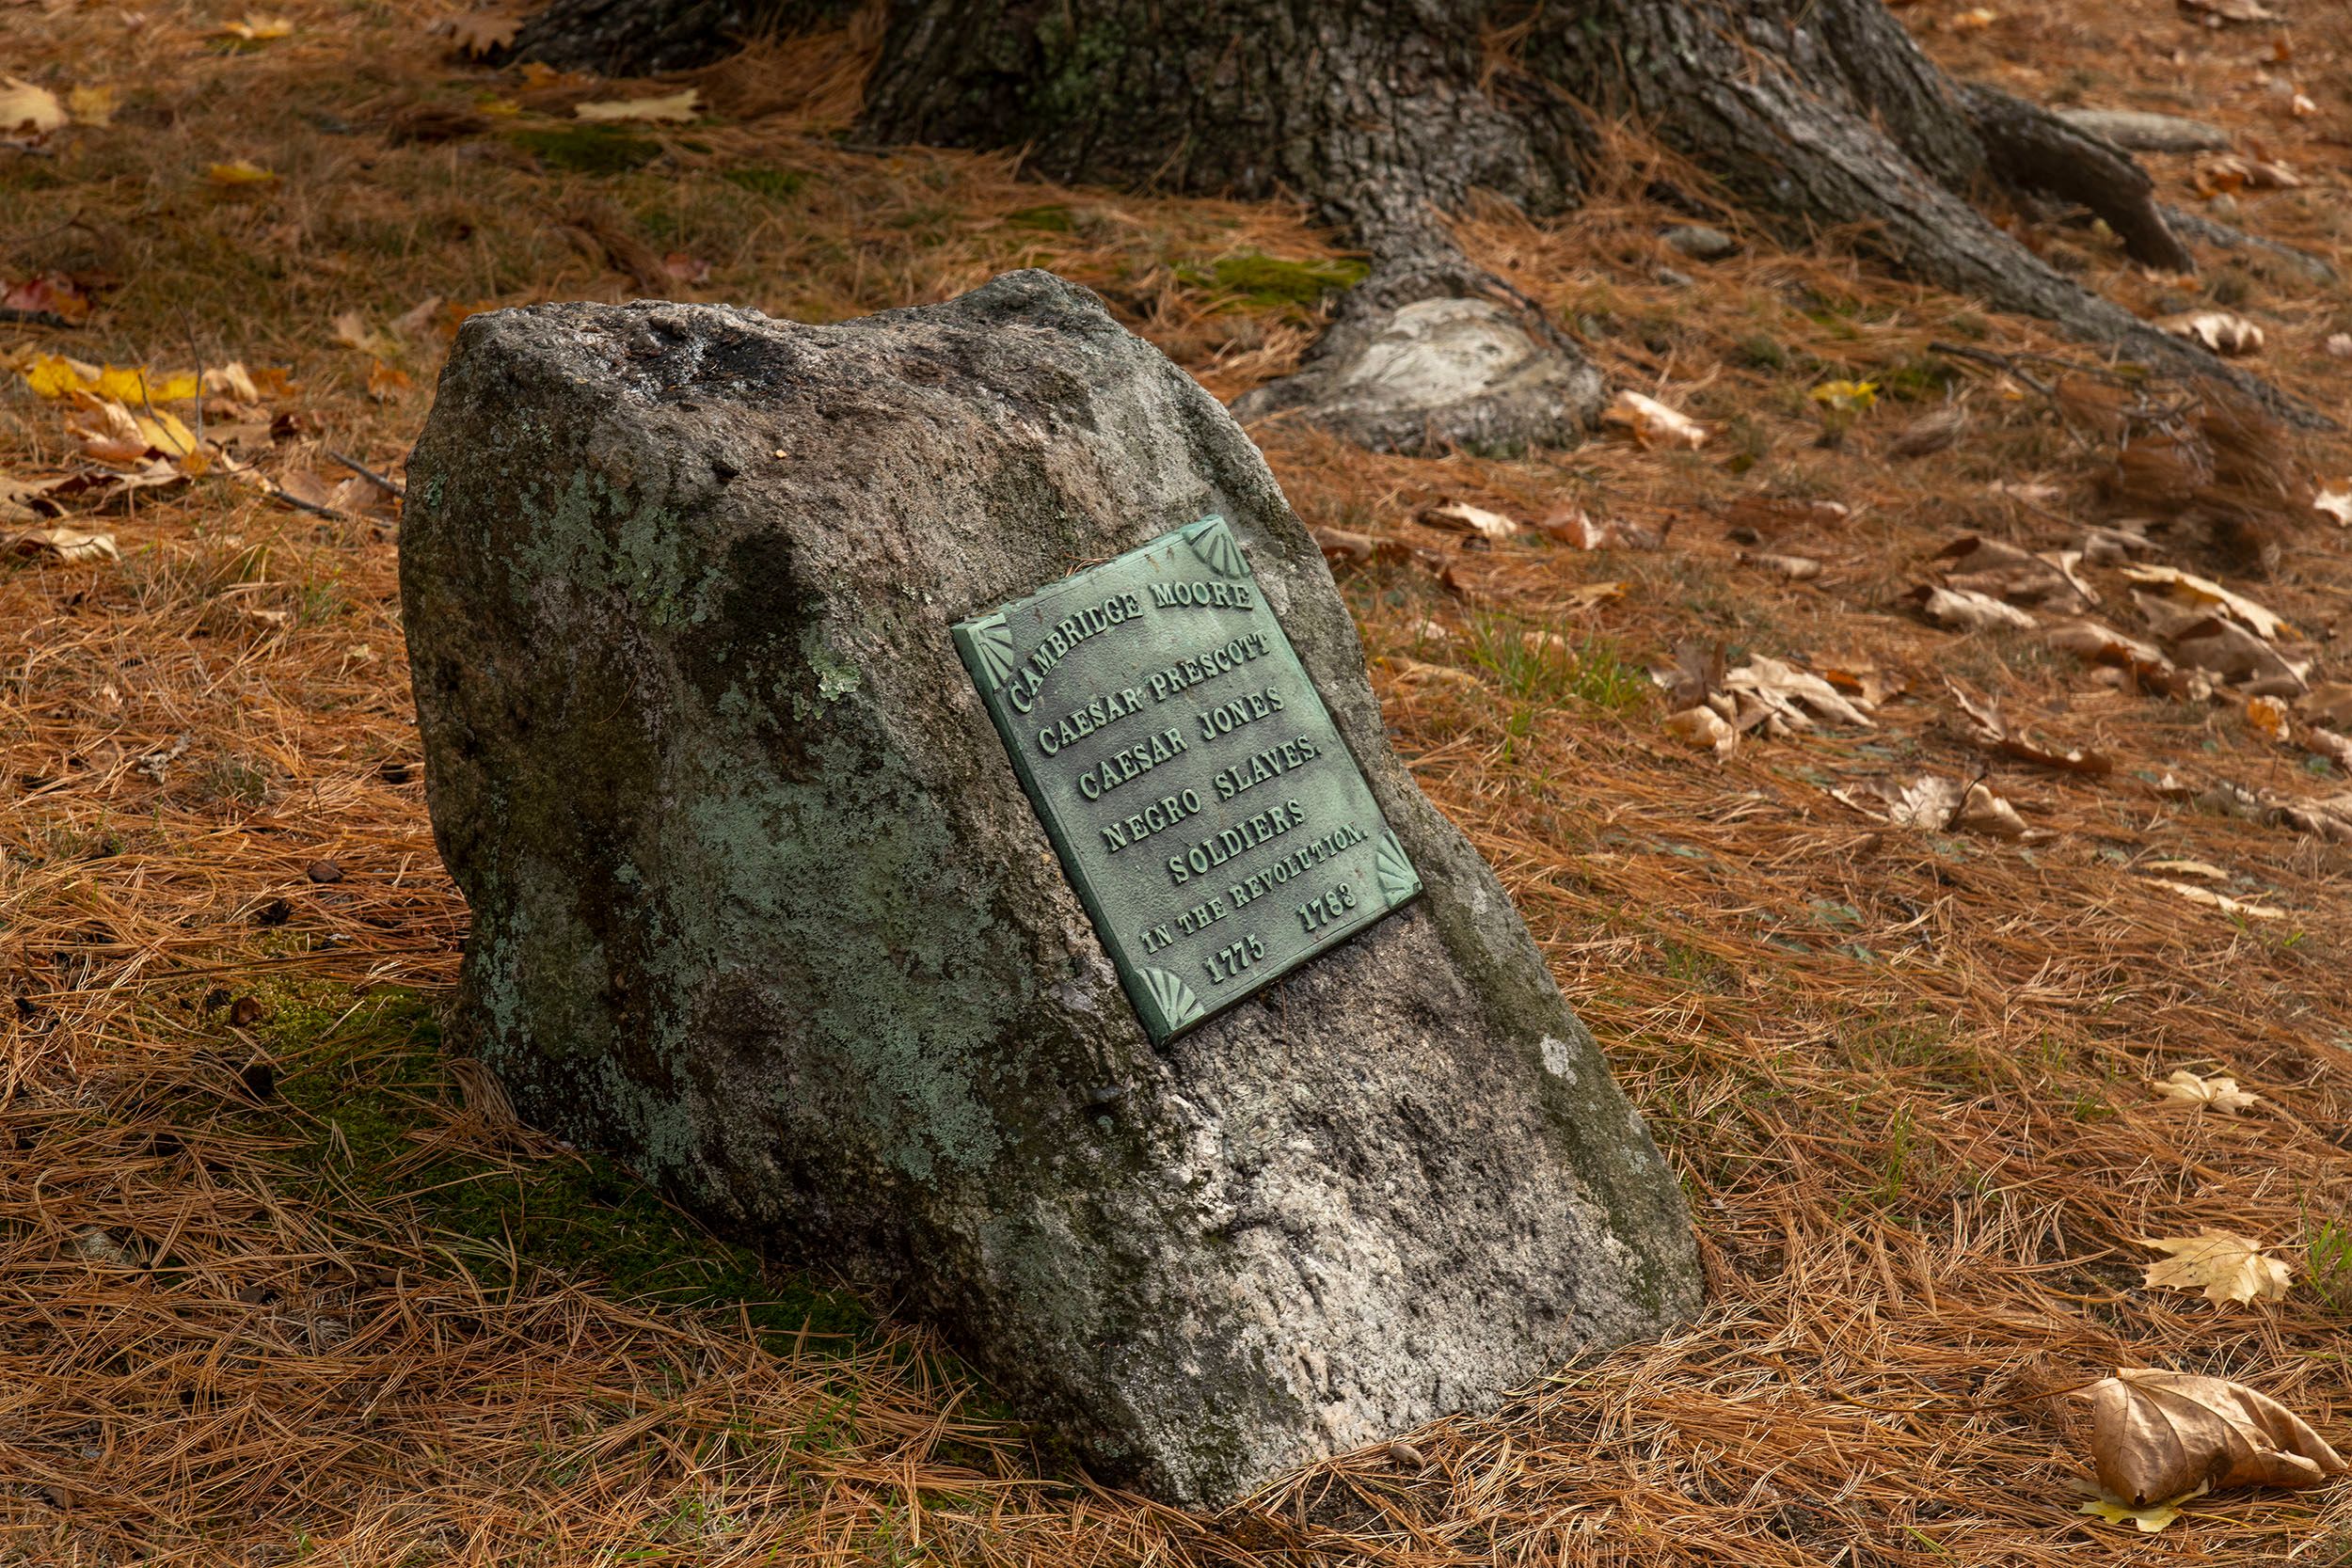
401,271,1700,1507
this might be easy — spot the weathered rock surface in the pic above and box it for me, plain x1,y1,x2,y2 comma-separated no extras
401,271,1700,1507
1661,224,1738,261
1230,257,1602,456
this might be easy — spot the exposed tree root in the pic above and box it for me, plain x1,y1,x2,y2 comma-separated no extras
508,0,2327,438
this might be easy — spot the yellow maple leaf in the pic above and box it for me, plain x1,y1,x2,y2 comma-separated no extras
2141,1231,2291,1306
2078,1497,2182,1533
23,353,95,399
67,85,115,127
92,366,199,404
133,410,199,458
206,159,280,187
1809,379,1880,413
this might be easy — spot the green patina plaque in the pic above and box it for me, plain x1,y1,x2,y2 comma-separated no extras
953,515,1422,1043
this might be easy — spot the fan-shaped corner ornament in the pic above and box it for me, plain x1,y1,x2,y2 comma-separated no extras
1180,514,1248,579
1136,967,1207,1036
1375,831,1421,908
963,611,1015,692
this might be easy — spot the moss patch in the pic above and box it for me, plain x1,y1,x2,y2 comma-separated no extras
1180,252,1368,308
259,984,871,1343
1004,203,1076,232
722,165,807,201
507,124,663,176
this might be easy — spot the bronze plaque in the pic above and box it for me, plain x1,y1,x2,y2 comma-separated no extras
953,515,1422,1042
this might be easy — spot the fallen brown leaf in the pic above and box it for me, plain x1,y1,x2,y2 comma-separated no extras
1601,389,1707,450
1725,657,1874,732
1909,584,2036,632
2156,310,2264,356
1740,551,1821,580
574,88,700,123
1664,705,1735,758
2140,1230,2291,1305
2149,879,2285,922
2150,1069,2259,1113
2045,618,2193,696
6,525,118,562
446,10,521,55
2088,1369,2340,1507
1946,682,2113,775
1932,535,2091,608
1417,500,1518,544
2120,564,2292,641
2158,613,2307,696
0,77,67,138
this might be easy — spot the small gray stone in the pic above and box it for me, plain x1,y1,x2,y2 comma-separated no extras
1232,294,1600,455
1655,267,1696,289
401,271,1699,1508
1661,224,1738,261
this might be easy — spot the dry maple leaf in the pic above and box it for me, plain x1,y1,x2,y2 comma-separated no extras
0,77,66,138
1833,774,1963,831
215,13,294,39
2159,615,2308,696
2140,1230,2291,1305
2178,0,2280,25
1957,782,2037,840
2246,693,2290,741
2156,310,2264,356
1724,657,1874,731
1740,550,1820,580
331,310,397,357
4,273,91,325
2088,1370,2342,1506
447,11,521,55
1931,534,2090,609
2296,684,2352,728
2119,564,2292,641
1909,583,2036,632
574,88,700,123
2150,1069,2259,1113
2149,879,2285,922
6,526,118,562
2199,152,2302,191
1417,500,1518,543
1600,389,1707,450
389,293,445,341
1664,705,1735,758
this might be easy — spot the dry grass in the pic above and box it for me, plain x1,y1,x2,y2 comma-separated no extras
5,0,2352,1561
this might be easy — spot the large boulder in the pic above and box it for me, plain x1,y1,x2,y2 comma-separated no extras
400,271,1699,1508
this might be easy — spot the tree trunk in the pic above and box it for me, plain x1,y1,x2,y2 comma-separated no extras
511,0,2310,447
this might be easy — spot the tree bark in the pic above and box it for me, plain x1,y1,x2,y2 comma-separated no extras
510,0,2310,441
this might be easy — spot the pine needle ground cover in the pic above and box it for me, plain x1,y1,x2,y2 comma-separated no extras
3,2,2351,1562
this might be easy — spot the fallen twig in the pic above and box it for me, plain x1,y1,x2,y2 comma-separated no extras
326,448,405,499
